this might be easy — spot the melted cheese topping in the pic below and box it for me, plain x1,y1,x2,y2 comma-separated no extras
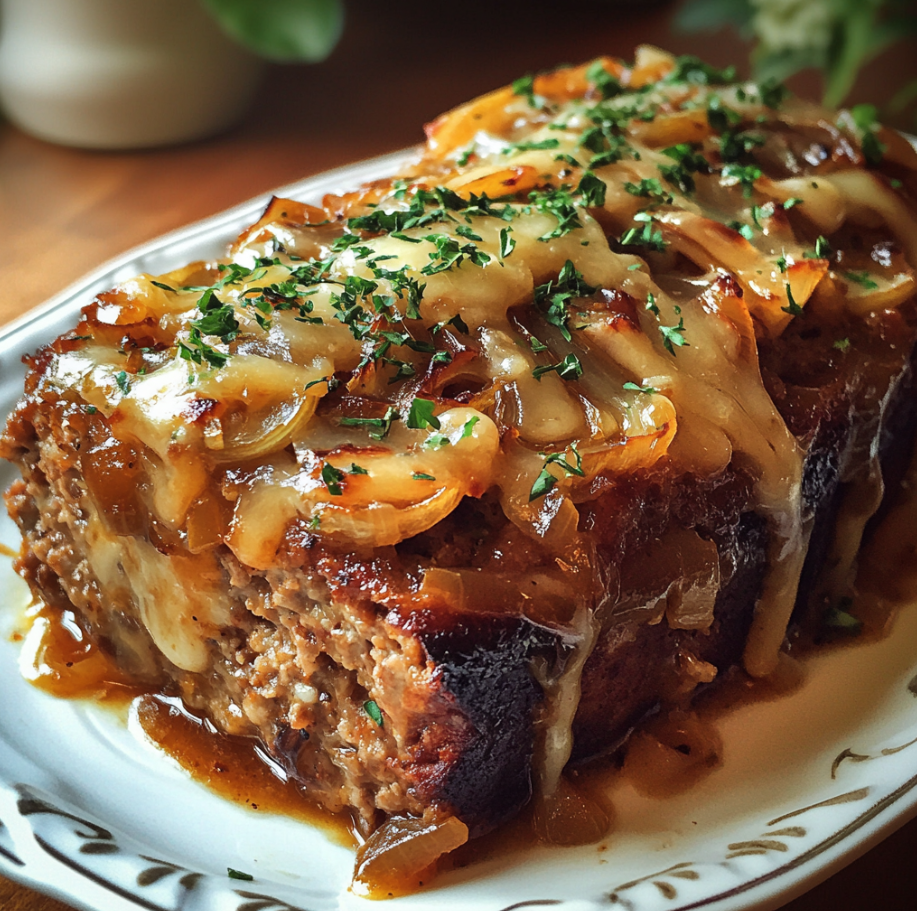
36,47,917,690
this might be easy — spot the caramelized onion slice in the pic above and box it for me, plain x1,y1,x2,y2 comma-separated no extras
841,268,917,316
352,815,469,898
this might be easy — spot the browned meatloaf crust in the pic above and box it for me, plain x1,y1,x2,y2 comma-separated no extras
4,47,917,876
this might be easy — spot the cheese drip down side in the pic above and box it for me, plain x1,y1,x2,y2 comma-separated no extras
37,47,917,722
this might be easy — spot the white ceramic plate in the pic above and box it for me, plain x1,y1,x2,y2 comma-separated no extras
2,152,917,911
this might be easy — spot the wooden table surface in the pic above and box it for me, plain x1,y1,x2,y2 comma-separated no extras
1,1,916,908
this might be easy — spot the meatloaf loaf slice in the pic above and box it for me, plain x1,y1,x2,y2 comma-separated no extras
3,45,917,889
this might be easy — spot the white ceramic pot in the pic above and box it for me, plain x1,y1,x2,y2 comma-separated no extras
0,0,265,149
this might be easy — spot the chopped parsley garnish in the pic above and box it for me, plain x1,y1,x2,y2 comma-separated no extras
179,287,241,366
412,472,436,481
508,71,550,110
115,371,131,395
844,270,879,290
776,255,788,273
421,233,490,275
718,129,765,163
732,220,756,241
529,445,584,501
227,869,254,882
532,352,584,381
623,381,658,395
321,463,345,496
407,397,441,430
555,152,582,168
364,700,384,726
529,335,548,353
500,227,516,259
151,281,175,293
665,55,736,86
782,283,804,316
502,138,560,154
577,170,607,207
806,236,833,259
706,95,741,132
533,260,597,341
619,212,666,252
586,60,623,99
645,292,660,316
750,203,775,229
624,178,673,205
659,144,709,194
350,463,369,475
85,405,98,414
783,197,803,210
460,415,480,439
834,337,851,352
721,162,762,197
339,407,399,441
659,309,688,355
529,186,582,240
758,78,789,109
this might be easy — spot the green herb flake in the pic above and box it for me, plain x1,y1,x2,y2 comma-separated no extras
502,138,561,155
339,407,399,441
460,416,480,439
659,312,688,355
407,397,441,431
227,869,254,882
623,381,657,395
586,60,623,99
364,700,384,726
349,463,369,475
782,197,803,210
533,260,597,341
500,227,516,259
624,177,673,205
782,283,804,316
511,74,542,108
529,445,585,501
115,371,131,396
412,472,436,481
532,352,584,382
151,281,175,293
721,162,762,197
577,170,607,207
844,270,879,290
665,56,736,86
321,463,346,497
776,255,788,273
84,405,98,414
833,337,851,352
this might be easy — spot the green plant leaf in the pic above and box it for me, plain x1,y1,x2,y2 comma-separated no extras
675,0,754,33
200,0,344,62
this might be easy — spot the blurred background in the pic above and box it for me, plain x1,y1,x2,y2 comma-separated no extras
0,0,916,909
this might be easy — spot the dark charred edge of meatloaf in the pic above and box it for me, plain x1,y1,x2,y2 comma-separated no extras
570,331,917,764
795,334,917,620
390,608,563,837
570,510,767,763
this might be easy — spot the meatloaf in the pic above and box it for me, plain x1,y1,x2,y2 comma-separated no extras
3,45,917,892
